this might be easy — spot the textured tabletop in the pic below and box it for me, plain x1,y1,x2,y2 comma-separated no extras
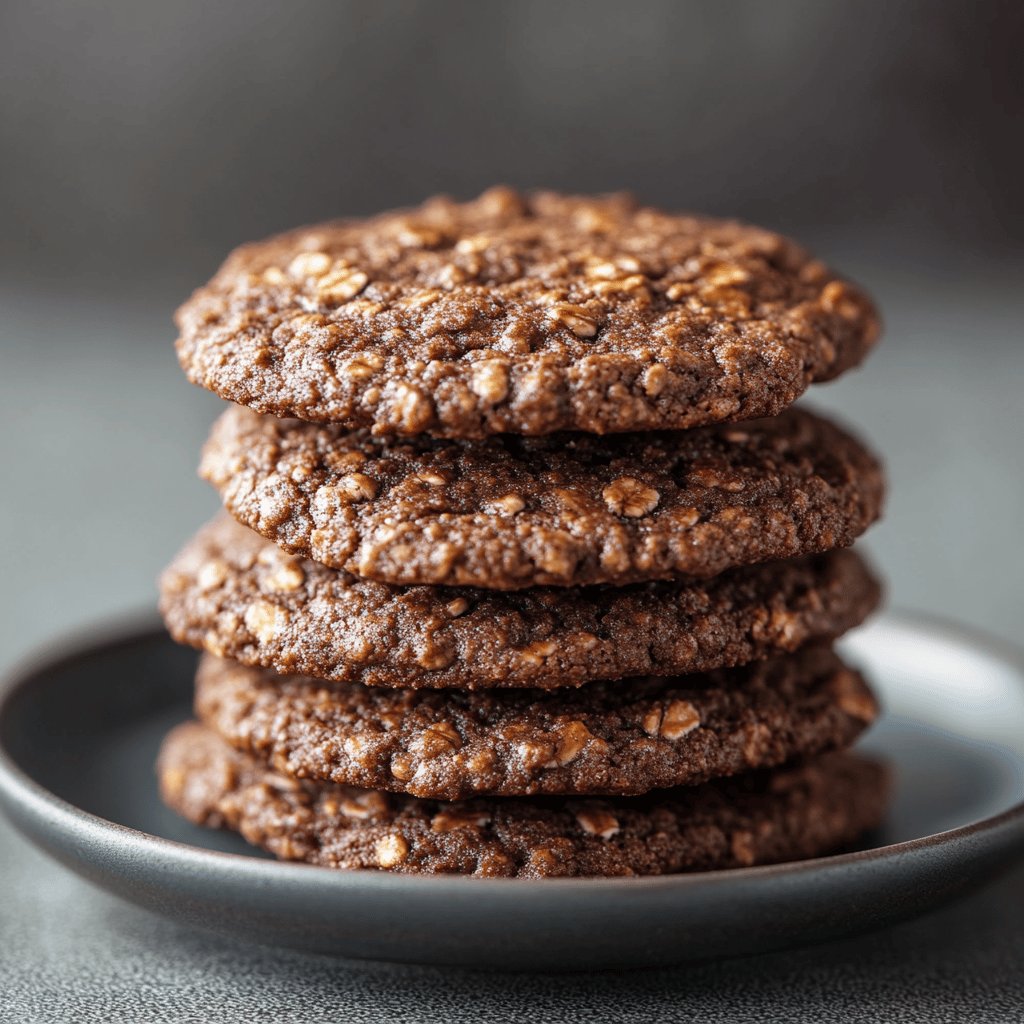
1,262,1023,1022
2,821,1023,1023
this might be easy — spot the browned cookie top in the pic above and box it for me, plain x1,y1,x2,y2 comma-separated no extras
202,405,884,589
195,645,877,800
175,188,879,439
159,516,881,690
159,722,889,877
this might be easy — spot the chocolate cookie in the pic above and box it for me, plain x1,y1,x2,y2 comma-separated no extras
194,645,877,799
159,516,880,690
175,188,879,439
159,722,888,877
202,405,884,589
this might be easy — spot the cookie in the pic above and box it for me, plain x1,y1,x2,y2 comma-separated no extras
159,722,888,877
202,405,884,589
174,188,879,439
159,516,880,690
194,644,877,800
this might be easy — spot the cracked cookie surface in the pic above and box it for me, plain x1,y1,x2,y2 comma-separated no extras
159,722,888,877
202,405,884,589
175,188,879,439
194,645,877,799
159,516,881,690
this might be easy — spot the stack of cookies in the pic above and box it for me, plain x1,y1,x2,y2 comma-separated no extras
158,188,887,878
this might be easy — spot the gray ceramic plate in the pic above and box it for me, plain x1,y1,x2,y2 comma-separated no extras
1,612,1023,971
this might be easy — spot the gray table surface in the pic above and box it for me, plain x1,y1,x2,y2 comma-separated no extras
2,258,1023,1021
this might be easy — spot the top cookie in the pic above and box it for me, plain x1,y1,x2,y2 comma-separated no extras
175,188,879,438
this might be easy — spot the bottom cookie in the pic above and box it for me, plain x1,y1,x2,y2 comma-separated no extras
158,722,888,878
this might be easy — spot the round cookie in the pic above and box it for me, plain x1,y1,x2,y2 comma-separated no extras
194,645,877,800
175,188,880,439
202,405,885,589
159,722,889,877
159,516,881,690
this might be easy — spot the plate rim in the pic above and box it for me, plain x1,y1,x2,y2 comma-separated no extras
1,609,1023,896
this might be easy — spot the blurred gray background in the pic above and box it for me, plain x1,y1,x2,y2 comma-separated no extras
1,0,1021,668
2,3,1024,1018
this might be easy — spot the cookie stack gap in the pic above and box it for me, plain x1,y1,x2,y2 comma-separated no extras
159,188,888,878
